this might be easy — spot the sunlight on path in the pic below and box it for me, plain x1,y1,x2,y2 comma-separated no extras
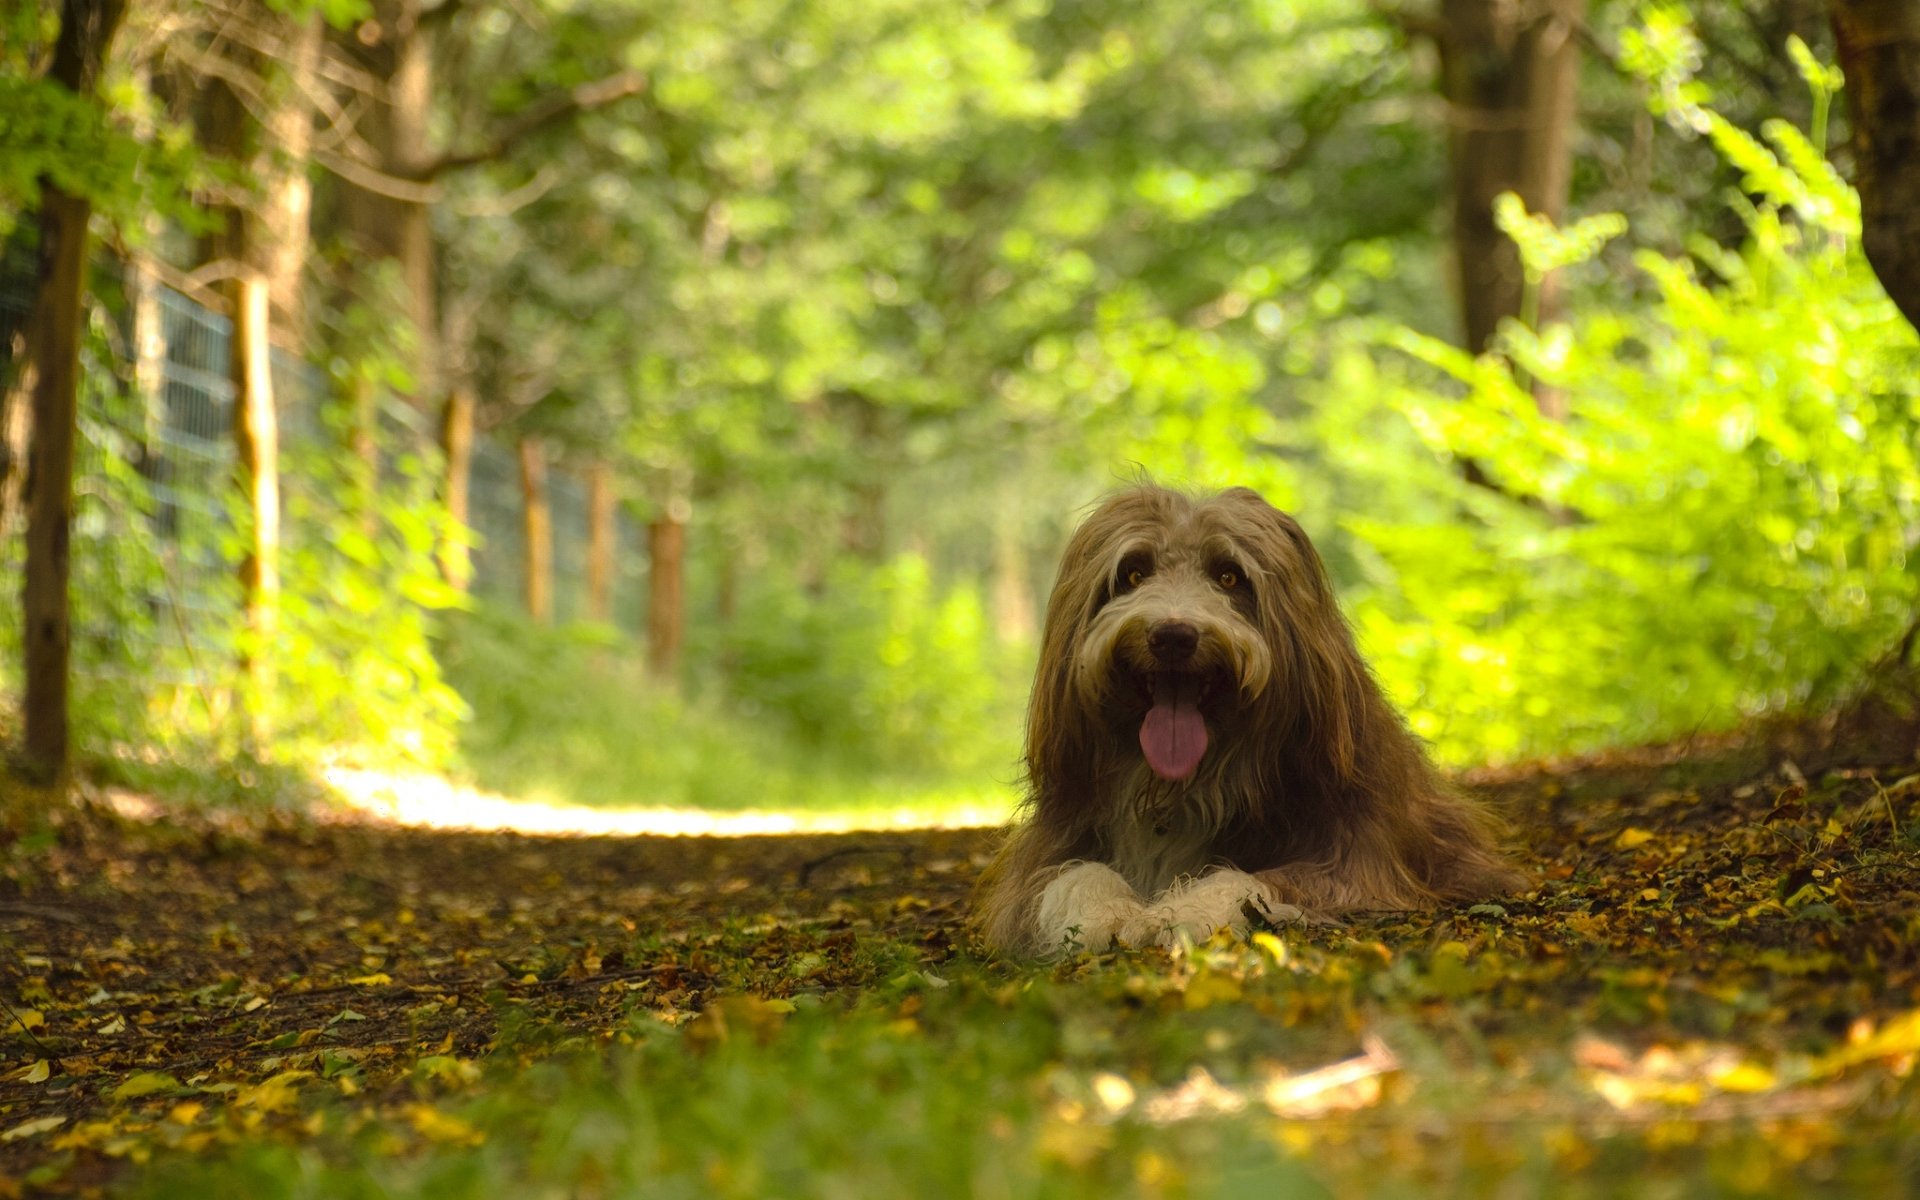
322,768,1012,837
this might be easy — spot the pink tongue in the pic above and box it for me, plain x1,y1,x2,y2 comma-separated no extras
1139,678,1208,781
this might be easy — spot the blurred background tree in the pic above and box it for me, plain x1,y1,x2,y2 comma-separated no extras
1,0,1915,811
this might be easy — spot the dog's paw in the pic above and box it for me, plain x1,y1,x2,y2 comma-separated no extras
1035,862,1148,954
1120,869,1302,948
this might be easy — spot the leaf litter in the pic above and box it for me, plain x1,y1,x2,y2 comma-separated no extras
2,718,1919,1195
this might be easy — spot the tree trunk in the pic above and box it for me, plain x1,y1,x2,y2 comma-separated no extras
518,436,552,624
1437,0,1585,388
439,385,475,590
991,511,1037,645
18,0,128,782
0,352,29,548
20,187,91,783
231,273,279,749
348,372,381,526
585,461,616,624
647,505,687,685
262,12,323,341
337,0,440,399
1831,0,1920,330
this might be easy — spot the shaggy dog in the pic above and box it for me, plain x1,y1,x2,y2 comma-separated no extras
973,484,1524,956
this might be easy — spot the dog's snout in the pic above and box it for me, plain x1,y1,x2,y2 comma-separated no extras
1147,621,1199,663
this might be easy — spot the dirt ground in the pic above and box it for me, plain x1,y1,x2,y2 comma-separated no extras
5,710,1920,1191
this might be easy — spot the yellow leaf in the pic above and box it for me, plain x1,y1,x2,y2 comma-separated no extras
112,1071,181,1100
238,1070,314,1113
1035,1117,1112,1169
97,1014,127,1034
1091,1073,1136,1113
1182,969,1243,1010
1713,1062,1776,1093
14,1060,50,1083
1,1115,65,1143
346,973,392,987
1615,827,1656,850
1251,931,1289,966
5,1010,44,1034
166,1102,204,1125
405,1103,484,1146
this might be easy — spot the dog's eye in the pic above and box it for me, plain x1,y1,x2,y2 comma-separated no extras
1127,570,1144,588
1217,570,1238,590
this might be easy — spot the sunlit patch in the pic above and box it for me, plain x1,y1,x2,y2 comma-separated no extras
1052,1038,1399,1129
103,789,162,822
321,768,1011,837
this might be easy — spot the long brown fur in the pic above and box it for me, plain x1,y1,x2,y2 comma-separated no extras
972,484,1526,956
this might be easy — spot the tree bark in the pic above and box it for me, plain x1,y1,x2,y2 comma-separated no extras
991,508,1036,645
439,385,476,590
647,504,688,685
18,0,128,782
518,436,552,625
348,372,381,527
1831,0,1920,330
585,461,616,624
1437,0,1585,379
336,0,440,398
20,187,92,782
0,349,29,548
231,273,279,749
261,12,323,341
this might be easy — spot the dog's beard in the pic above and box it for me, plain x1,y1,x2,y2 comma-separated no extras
1077,611,1269,785
1138,673,1209,781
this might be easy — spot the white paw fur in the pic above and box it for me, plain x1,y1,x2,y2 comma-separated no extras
1119,869,1302,948
1034,862,1147,953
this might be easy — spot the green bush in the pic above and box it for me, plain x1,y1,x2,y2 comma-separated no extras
1316,55,1919,763
440,602,1019,813
1,292,466,777
718,554,1026,777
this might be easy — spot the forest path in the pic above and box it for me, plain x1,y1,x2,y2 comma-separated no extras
4,718,1920,1191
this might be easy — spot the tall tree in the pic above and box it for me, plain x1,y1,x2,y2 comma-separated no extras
1830,0,1920,330
1433,0,1587,385
17,0,129,781
191,1,329,747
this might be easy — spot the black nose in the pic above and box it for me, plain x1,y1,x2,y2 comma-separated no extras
1147,621,1199,663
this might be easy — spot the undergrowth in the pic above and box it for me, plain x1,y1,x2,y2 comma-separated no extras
438,606,1018,818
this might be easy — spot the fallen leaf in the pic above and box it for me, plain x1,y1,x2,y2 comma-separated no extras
404,1104,484,1146
0,1115,65,1143
5,1010,44,1034
1182,969,1243,1010
112,1072,181,1100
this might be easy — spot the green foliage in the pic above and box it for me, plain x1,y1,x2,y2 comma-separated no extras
273,418,468,766
0,6,205,244
1329,75,1920,763
0,288,465,775
718,555,1025,776
440,604,1015,814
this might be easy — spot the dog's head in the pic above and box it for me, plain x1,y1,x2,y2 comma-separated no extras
1027,485,1373,808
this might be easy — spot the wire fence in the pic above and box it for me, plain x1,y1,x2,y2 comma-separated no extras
2,260,648,687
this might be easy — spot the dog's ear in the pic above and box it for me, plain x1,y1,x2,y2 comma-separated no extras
1025,498,1119,814
1226,491,1374,782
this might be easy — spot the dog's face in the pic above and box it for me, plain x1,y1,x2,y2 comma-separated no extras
1031,485,1366,794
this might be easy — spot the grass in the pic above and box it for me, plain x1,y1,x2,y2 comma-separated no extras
437,607,1021,822
12,710,1920,1197
114,942,1920,1199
